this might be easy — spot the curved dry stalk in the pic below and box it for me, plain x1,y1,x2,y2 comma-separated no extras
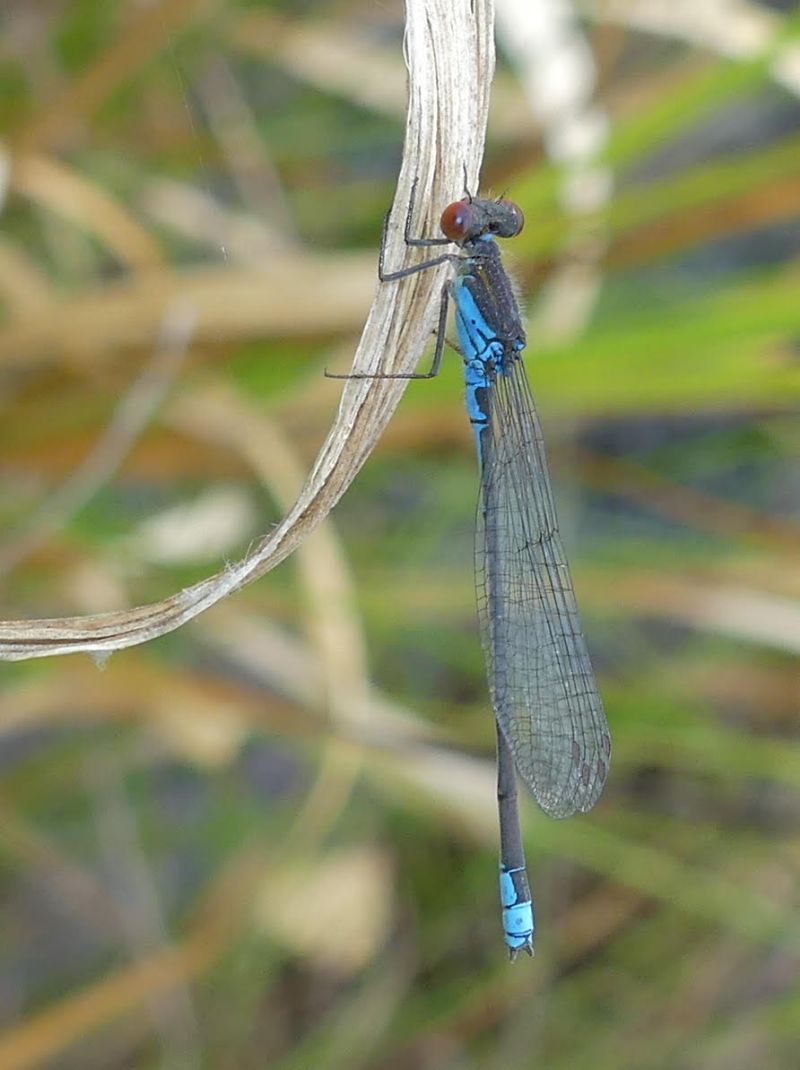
0,0,496,661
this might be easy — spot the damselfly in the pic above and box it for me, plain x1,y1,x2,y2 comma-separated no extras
335,182,611,958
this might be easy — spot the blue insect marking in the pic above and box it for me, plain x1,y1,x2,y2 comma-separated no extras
453,278,525,447
500,864,535,952
336,180,612,959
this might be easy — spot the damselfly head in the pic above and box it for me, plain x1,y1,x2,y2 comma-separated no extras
440,197,524,244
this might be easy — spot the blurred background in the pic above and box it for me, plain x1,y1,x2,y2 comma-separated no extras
1,0,799,1067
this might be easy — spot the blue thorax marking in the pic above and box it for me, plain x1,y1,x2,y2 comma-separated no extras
452,237,525,450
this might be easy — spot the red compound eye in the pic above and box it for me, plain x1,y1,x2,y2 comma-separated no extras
440,199,474,241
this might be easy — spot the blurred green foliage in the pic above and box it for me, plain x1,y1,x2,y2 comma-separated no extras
0,1,799,1068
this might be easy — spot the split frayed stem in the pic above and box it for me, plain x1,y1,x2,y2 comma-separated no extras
0,0,496,661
